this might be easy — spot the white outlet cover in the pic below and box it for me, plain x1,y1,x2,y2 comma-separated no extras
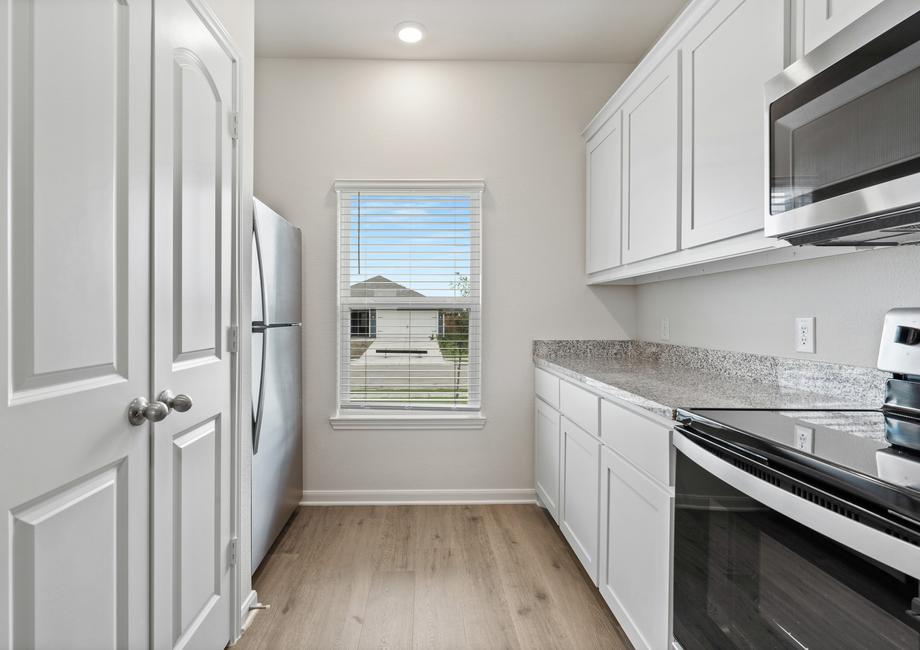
794,424,814,453
795,317,816,353
660,319,670,341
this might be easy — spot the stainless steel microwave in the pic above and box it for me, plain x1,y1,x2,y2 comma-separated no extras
765,0,920,247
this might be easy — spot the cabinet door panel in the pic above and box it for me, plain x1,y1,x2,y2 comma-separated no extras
681,0,784,248
560,418,601,584
599,447,673,650
535,398,561,522
800,0,884,55
623,53,681,264
587,112,623,273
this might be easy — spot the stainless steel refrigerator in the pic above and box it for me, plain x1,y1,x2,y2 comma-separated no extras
251,197,303,572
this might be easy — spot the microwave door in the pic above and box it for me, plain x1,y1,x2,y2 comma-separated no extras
765,2,920,245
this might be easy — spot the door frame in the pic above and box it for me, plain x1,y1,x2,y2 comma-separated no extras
155,0,247,644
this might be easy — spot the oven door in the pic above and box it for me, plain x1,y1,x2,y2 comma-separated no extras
765,1,920,245
673,430,920,650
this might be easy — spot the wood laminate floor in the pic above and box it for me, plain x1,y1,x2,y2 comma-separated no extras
234,505,631,649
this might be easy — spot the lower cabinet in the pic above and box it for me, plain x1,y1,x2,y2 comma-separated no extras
560,416,602,585
534,369,674,647
599,446,673,650
534,397,561,522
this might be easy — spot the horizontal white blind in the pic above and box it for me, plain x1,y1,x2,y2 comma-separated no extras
337,184,482,411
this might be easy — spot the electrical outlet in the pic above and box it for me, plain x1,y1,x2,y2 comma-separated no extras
795,317,815,353
660,318,670,341
794,424,815,453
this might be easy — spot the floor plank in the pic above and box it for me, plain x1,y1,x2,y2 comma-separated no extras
235,505,632,650
358,571,416,649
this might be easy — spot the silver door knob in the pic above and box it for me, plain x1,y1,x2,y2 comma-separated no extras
158,390,193,413
128,397,170,426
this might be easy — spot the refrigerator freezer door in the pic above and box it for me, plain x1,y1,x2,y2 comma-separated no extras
253,197,302,326
251,324,303,571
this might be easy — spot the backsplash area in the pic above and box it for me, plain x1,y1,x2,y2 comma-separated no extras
635,246,920,368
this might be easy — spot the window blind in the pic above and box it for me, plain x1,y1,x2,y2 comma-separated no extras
335,181,483,412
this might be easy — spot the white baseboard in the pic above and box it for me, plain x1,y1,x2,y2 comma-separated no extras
240,589,258,624
300,488,537,506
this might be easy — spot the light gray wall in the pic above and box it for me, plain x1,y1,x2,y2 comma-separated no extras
254,58,636,495
636,245,920,368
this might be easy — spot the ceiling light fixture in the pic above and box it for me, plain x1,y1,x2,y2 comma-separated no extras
396,22,425,44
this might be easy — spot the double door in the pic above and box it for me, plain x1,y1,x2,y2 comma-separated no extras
0,0,238,647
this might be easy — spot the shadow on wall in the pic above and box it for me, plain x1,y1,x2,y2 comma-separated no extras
591,284,638,339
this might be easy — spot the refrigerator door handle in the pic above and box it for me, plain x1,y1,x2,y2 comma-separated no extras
253,219,268,327
253,325,268,454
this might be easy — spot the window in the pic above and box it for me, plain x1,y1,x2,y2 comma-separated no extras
350,309,376,338
334,180,483,422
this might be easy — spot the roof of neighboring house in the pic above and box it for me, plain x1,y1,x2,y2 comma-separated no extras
350,275,424,298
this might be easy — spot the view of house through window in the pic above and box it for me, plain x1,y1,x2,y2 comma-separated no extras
336,182,483,411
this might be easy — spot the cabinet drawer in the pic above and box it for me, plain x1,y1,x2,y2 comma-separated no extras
601,399,672,486
534,367,560,409
560,381,599,437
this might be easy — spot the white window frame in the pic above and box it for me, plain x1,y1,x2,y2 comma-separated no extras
330,179,486,430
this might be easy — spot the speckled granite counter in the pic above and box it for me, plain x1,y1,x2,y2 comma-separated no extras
533,340,887,421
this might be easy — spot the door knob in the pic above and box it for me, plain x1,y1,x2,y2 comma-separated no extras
128,397,170,426
158,390,193,413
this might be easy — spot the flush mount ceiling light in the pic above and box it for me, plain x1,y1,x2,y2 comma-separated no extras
396,22,425,44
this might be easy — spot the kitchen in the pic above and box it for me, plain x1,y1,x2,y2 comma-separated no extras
1,0,920,648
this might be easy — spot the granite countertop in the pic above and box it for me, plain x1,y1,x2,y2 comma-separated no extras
533,340,887,422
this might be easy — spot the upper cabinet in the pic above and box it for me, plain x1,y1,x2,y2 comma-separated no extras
581,0,870,284
586,112,623,273
622,53,681,264
797,0,884,56
680,0,784,248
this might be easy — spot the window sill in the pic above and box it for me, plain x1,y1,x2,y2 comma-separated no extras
329,412,487,430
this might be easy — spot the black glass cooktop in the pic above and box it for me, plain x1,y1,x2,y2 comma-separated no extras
675,408,920,525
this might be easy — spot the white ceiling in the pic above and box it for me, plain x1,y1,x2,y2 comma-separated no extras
255,0,688,63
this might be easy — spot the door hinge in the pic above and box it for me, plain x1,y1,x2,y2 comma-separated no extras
228,536,239,568
229,111,240,140
227,325,238,354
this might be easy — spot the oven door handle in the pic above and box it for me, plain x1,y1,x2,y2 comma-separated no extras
674,430,920,578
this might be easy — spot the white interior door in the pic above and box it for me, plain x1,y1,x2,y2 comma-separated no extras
0,0,152,648
151,0,237,647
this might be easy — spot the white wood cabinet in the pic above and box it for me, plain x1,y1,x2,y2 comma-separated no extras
680,0,785,248
534,367,561,409
797,0,884,56
560,416,602,584
559,380,600,437
586,112,623,272
622,52,681,264
601,399,672,486
599,446,673,650
535,367,676,645
535,397,561,522
580,0,870,284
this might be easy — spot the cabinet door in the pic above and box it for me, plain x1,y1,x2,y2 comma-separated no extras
681,0,784,248
799,0,884,56
599,447,673,650
623,52,681,264
535,398,561,522
560,417,601,584
586,111,623,273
